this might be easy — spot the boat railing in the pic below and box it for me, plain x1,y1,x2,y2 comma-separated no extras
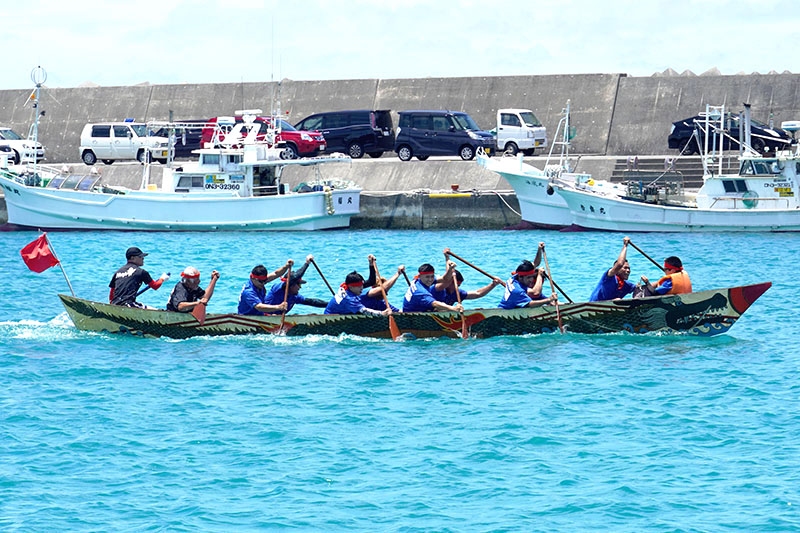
708,195,791,209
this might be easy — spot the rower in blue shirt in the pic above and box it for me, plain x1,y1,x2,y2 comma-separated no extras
431,269,503,306
403,262,464,313
325,271,392,316
499,259,557,309
237,260,293,315
589,236,636,302
359,255,405,313
262,255,327,314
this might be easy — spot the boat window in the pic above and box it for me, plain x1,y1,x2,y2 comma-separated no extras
47,176,67,188
519,111,542,127
113,126,130,138
735,180,748,192
61,174,84,189
796,162,800,174
192,176,203,188
501,113,521,127
78,176,101,191
722,180,737,193
177,176,204,188
229,154,242,164
201,154,220,165
91,125,111,138
752,160,779,175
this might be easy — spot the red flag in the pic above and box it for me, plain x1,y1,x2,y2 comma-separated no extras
20,233,60,273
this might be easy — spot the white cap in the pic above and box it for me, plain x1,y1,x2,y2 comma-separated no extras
181,266,200,278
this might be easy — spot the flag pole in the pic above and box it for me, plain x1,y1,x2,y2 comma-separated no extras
42,232,75,297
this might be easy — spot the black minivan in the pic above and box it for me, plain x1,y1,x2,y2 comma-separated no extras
394,111,495,161
294,110,394,158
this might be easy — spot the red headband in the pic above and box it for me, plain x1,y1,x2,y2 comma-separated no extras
340,281,363,289
664,262,682,271
181,272,200,279
513,270,536,276
251,274,269,281
418,270,434,275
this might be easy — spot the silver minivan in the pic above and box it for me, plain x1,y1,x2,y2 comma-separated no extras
79,122,169,165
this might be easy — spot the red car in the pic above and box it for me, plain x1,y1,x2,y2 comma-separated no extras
201,116,326,158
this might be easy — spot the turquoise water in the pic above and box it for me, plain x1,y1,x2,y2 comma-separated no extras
1,230,799,531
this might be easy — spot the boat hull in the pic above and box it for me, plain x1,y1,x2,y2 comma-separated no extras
58,282,770,339
0,174,359,231
557,186,800,232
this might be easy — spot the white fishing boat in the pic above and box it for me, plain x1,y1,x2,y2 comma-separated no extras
0,115,360,231
554,105,800,232
477,101,623,228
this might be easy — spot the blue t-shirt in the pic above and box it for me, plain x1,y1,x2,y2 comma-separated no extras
360,292,399,312
238,279,268,315
499,276,546,309
325,287,366,314
654,277,673,295
430,287,468,306
589,269,635,302
403,279,436,312
261,281,309,314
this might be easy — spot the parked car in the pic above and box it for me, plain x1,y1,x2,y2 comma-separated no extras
0,126,45,164
0,144,14,166
493,108,547,155
394,110,495,161
79,122,169,165
668,113,794,155
201,116,325,158
294,110,394,158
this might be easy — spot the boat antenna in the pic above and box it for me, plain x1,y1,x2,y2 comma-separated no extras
30,66,47,176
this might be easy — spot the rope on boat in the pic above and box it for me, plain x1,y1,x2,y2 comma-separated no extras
488,190,521,217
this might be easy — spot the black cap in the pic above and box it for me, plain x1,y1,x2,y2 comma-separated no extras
288,273,307,287
126,246,148,259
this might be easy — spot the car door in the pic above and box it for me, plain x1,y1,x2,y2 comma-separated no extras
112,125,134,159
430,114,459,155
90,125,113,158
498,112,523,149
321,113,349,152
408,114,435,155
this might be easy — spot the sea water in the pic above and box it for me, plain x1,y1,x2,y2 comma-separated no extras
1,230,798,531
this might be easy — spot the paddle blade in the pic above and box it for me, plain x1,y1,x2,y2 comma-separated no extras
461,318,468,339
191,302,206,326
389,315,401,340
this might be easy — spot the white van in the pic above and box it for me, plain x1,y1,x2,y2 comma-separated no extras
495,108,547,155
79,122,169,165
0,126,45,164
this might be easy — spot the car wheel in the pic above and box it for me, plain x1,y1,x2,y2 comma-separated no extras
102,159,114,165
12,150,21,165
283,143,299,159
82,150,97,165
397,145,413,161
459,145,476,161
348,142,364,159
367,151,384,158
416,155,429,161
504,142,519,155
136,150,146,164
751,138,766,154
522,148,536,156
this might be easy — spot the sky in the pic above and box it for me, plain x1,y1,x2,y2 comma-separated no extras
3,0,798,90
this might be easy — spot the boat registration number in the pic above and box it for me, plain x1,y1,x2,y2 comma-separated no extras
205,183,240,190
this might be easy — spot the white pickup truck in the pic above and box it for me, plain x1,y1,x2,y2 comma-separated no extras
494,108,547,155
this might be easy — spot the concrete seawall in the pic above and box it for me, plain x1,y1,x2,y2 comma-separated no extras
4,72,800,164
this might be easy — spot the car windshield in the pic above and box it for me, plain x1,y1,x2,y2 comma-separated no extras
279,120,296,132
519,112,542,127
131,124,148,137
0,129,23,140
452,114,480,131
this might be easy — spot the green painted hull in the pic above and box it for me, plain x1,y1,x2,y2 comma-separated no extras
58,282,770,339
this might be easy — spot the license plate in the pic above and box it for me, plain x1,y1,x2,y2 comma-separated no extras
534,141,540,147
320,145,326,150
161,151,168,157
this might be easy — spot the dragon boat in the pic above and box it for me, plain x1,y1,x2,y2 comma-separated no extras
58,282,770,340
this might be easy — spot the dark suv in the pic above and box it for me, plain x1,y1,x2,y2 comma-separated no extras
394,110,495,161
294,110,394,158
668,113,794,155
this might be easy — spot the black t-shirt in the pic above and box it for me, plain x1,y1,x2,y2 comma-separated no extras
109,262,154,306
166,281,206,312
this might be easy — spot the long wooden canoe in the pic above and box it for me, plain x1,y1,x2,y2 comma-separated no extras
57,282,770,339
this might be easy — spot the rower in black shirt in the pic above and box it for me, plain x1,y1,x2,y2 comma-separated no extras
166,267,220,312
108,247,168,308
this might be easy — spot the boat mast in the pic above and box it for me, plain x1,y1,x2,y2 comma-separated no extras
29,66,46,176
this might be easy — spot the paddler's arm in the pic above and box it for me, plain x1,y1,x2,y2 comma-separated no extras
266,260,294,283
254,301,288,313
532,242,545,269
432,300,463,313
526,269,546,298
434,261,457,292
365,265,405,298
608,236,631,277
358,305,391,316
293,256,312,280
300,297,327,308
465,277,503,299
364,255,377,288
201,270,220,302
526,294,557,308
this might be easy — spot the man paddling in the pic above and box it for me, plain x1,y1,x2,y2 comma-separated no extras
641,256,692,295
109,246,169,308
431,269,503,306
589,236,636,302
324,271,392,315
498,259,556,309
237,260,294,315
262,256,328,314
359,255,405,312
403,262,464,313
166,267,220,312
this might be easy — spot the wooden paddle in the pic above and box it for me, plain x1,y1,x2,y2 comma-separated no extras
451,270,468,339
628,241,666,272
542,273,574,304
310,258,336,296
402,270,411,286
372,262,401,340
444,249,506,287
279,264,292,334
541,249,564,334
